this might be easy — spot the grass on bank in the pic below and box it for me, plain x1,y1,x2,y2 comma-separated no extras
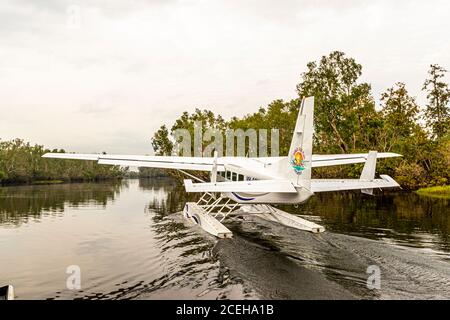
416,186,450,199
32,180,65,185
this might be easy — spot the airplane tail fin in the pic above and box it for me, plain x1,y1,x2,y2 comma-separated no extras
277,97,314,189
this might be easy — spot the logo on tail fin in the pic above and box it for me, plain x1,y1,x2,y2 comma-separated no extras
290,147,306,174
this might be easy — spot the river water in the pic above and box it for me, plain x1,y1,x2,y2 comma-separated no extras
0,178,449,300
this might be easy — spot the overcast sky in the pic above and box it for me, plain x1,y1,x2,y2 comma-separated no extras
1,0,449,154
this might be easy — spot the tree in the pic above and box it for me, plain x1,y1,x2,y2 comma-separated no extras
151,125,173,156
379,82,422,162
422,64,450,140
381,82,420,143
296,51,379,153
168,109,226,156
229,99,300,156
378,83,442,187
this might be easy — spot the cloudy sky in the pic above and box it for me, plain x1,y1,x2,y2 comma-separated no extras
1,0,449,154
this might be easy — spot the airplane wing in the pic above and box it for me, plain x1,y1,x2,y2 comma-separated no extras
184,179,298,193
42,151,402,172
42,153,279,174
311,175,400,193
311,153,401,168
42,153,223,171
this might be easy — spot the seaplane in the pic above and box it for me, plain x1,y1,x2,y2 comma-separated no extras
43,97,401,238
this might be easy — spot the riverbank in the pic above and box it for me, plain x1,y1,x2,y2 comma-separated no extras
0,178,126,187
0,139,129,186
416,186,450,199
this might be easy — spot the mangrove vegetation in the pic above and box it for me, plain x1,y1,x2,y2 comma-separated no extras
0,139,126,185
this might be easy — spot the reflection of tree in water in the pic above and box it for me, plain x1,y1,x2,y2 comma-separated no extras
75,178,246,300
295,191,450,251
139,177,198,215
112,177,246,300
0,182,124,225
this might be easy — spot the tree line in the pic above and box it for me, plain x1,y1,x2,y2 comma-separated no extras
2,51,448,189
0,139,126,185
150,51,450,190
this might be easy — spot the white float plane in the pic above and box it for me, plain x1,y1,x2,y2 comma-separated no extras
43,97,401,238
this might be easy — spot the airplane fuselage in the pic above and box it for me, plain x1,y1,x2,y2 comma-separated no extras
218,163,314,205
223,187,313,205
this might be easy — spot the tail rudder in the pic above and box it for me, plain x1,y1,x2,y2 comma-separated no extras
278,97,314,188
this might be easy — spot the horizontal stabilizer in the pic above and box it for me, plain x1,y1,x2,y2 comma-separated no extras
311,175,400,193
184,179,298,193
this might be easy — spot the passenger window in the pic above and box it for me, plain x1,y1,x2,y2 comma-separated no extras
232,172,237,181
238,174,244,181
226,171,231,180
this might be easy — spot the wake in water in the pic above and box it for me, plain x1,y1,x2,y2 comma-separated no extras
212,214,450,300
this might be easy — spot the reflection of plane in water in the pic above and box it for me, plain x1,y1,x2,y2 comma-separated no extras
43,97,401,238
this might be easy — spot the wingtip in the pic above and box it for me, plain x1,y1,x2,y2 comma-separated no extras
384,152,403,158
380,175,401,188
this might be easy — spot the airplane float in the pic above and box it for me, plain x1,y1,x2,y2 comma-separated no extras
43,97,401,238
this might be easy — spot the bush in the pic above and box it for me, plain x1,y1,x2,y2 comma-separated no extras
394,162,428,190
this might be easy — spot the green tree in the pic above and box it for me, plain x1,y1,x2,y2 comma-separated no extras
296,51,379,154
380,82,420,149
422,64,450,139
229,99,300,156
378,83,439,188
151,125,174,156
